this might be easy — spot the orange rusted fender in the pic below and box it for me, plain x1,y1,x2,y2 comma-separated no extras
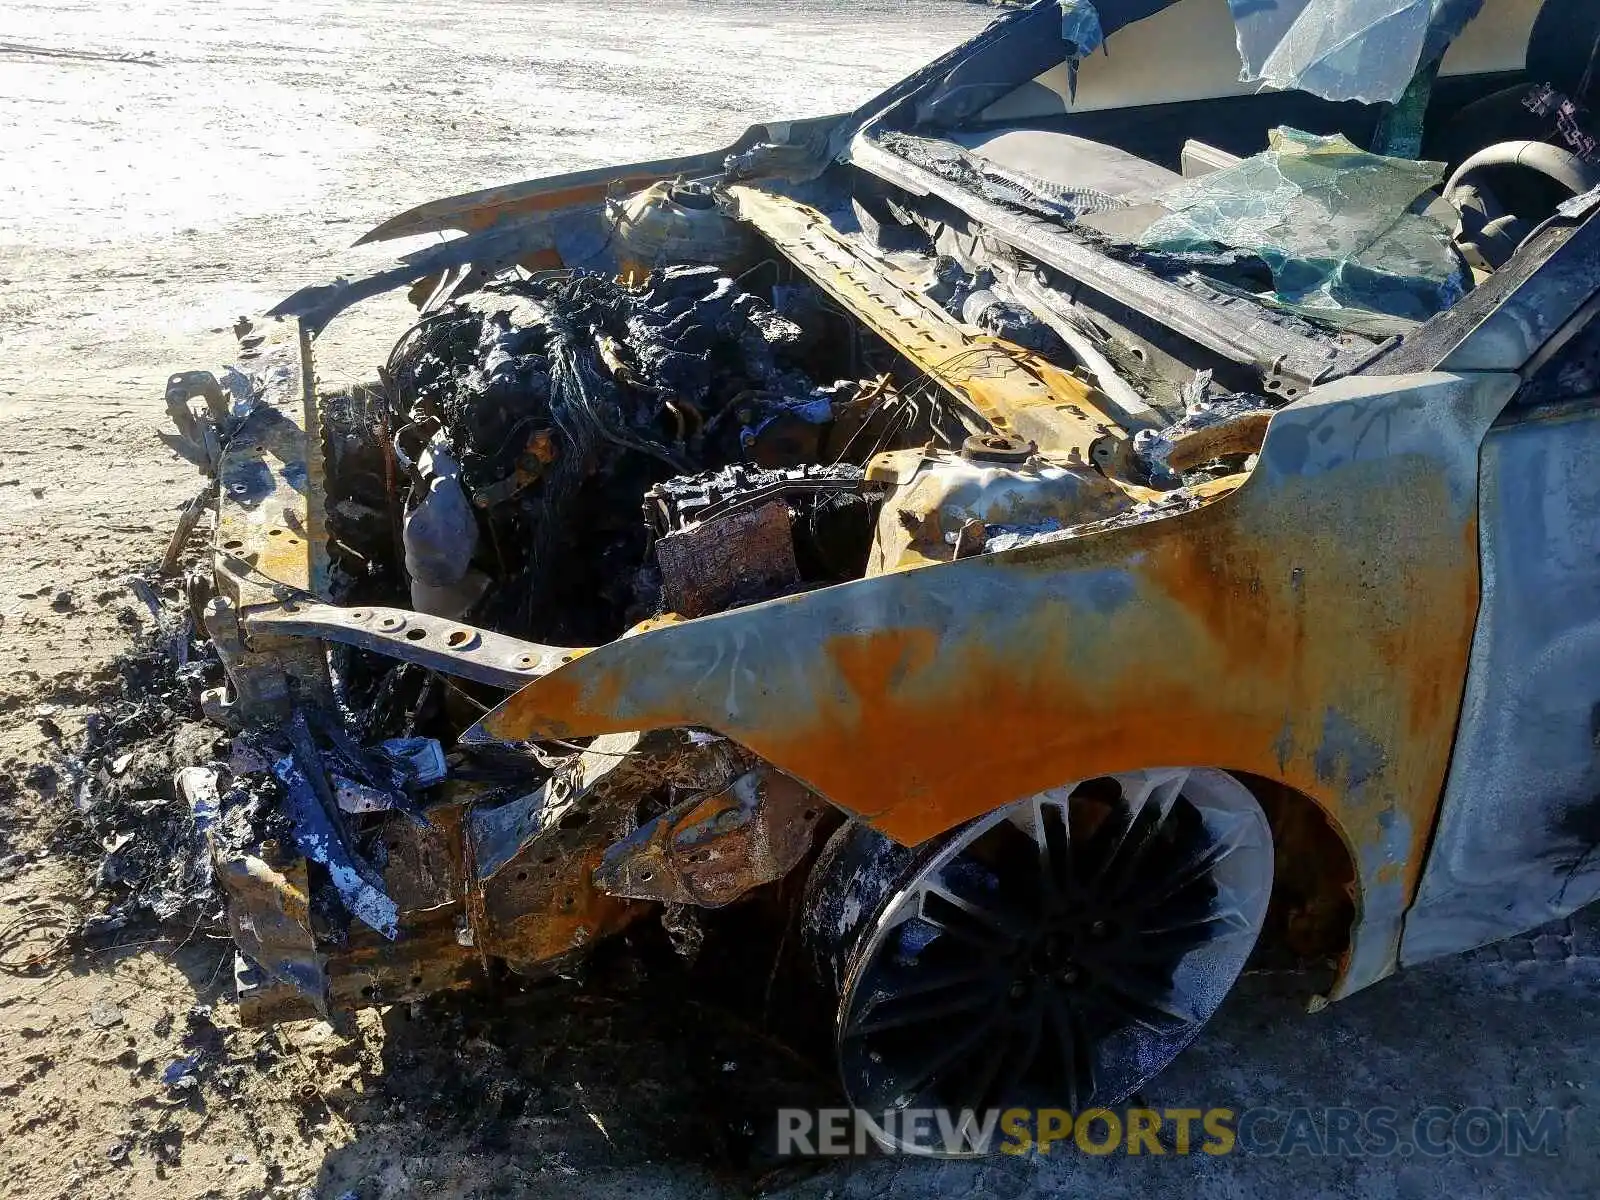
469,370,1520,999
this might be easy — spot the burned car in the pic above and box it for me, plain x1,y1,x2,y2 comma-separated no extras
159,0,1600,1155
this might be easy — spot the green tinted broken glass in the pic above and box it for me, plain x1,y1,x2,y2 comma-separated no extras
1137,128,1466,331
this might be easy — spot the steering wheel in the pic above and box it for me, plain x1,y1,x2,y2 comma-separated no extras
1445,141,1600,271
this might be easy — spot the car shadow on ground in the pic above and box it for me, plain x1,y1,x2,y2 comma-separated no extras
307,908,845,1198
303,909,1600,1200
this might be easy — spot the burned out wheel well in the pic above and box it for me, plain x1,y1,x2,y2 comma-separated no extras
1223,773,1358,979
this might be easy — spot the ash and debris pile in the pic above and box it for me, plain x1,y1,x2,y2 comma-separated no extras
46,581,348,949
47,574,492,954
50,577,229,940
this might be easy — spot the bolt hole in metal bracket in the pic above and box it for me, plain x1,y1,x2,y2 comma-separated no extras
242,602,583,689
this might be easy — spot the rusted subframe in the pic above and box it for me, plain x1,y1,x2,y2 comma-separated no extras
594,761,825,907
222,728,822,1020
206,323,334,726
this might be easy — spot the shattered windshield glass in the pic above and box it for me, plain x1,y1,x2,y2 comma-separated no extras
1056,0,1486,106
1136,128,1467,331
1227,0,1484,104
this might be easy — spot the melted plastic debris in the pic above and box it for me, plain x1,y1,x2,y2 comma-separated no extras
273,744,400,940
382,737,447,787
162,1053,202,1091
1138,127,1465,330
52,580,230,942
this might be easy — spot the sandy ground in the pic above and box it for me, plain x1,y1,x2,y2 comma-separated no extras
0,1,1596,1197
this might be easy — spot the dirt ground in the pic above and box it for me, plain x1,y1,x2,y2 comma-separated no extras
0,2,1596,1198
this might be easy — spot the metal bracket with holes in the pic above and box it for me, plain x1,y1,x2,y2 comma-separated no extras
243,603,587,689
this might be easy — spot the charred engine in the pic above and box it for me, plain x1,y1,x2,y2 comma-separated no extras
372,266,883,643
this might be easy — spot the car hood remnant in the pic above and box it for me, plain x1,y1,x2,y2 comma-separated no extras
1137,128,1467,330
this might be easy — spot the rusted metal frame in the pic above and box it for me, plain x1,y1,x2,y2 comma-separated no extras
221,795,482,1024
1156,409,1277,474
846,133,1366,392
470,370,1520,1000
160,479,219,576
216,852,326,1021
994,266,1163,431
240,790,499,1022
470,730,767,973
164,370,230,471
469,732,662,973
594,762,824,907
210,323,334,722
232,730,822,1020
231,762,615,1021
728,185,1127,460
244,602,586,690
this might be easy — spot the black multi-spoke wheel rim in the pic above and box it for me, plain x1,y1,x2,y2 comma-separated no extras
834,769,1272,1152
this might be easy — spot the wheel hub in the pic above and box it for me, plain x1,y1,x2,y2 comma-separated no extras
805,768,1274,1156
